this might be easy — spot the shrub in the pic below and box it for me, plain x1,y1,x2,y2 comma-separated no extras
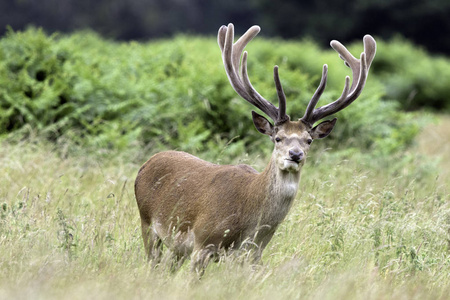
372,37,450,111
0,28,422,157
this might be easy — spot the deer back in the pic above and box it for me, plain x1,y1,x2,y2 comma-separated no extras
135,151,276,247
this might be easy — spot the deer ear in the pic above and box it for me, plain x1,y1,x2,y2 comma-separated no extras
311,118,337,139
252,111,274,136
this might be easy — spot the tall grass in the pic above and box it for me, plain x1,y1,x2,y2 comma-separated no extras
0,130,448,299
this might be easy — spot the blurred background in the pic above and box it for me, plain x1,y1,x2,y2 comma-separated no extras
1,0,450,54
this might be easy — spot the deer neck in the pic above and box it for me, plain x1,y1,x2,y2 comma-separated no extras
250,153,302,229
263,156,301,202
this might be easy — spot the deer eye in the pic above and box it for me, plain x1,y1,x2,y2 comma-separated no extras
307,139,313,145
275,137,282,143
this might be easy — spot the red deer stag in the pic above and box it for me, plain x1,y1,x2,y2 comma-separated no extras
135,24,376,274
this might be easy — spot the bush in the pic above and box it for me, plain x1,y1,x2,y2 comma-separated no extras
372,37,450,111
0,28,422,157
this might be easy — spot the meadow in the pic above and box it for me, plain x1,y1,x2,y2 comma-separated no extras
1,118,449,299
0,29,449,299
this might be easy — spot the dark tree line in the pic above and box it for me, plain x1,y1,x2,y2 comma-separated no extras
1,0,449,54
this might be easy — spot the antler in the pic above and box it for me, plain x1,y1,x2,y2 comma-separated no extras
301,35,377,126
218,24,289,125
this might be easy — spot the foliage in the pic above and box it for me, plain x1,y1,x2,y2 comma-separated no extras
373,37,450,111
0,27,432,157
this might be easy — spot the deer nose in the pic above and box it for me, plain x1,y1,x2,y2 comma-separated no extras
289,149,304,163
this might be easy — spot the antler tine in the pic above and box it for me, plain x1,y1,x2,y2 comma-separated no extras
218,24,287,123
301,35,376,125
330,40,360,93
274,66,289,124
363,35,377,69
301,64,328,125
241,49,280,121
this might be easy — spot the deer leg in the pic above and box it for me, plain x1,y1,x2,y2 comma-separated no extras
141,219,163,267
191,245,216,277
242,229,275,264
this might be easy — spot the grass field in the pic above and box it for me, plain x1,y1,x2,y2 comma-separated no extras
0,116,449,299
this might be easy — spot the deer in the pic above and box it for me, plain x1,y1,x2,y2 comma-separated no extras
135,23,376,275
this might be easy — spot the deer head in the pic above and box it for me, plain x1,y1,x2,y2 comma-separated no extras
218,24,376,172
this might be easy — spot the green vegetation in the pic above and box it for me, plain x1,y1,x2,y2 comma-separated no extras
374,38,450,111
2,27,444,158
0,29,449,299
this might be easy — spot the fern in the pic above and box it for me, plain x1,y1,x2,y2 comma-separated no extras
0,28,436,156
